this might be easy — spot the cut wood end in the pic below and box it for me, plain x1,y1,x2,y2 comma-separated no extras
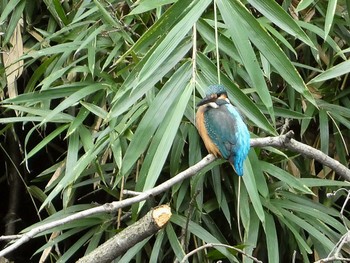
152,204,172,228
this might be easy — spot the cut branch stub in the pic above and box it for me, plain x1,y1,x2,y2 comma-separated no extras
76,204,171,263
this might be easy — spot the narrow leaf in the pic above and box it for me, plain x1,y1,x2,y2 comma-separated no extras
217,0,316,107
308,60,350,84
324,0,337,39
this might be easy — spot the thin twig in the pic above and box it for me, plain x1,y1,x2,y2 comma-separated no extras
314,255,350,263
180,243,263,263
318,189,350,262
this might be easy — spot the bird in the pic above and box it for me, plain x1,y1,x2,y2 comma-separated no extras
196,84,250,176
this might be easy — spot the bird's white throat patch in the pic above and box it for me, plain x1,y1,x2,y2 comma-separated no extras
208,102,219,109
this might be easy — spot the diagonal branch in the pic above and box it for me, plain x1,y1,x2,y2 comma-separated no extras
1,130,349,257
0,154,216,257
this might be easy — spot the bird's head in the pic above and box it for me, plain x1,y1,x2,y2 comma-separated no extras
197,85,230,108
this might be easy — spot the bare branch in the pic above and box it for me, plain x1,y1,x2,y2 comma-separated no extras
250,130,350,181
0,154,216,257
1,131,350,257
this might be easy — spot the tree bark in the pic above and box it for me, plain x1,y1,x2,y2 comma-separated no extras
76,204,171,263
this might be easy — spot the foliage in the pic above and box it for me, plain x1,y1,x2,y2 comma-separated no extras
1,0,350,262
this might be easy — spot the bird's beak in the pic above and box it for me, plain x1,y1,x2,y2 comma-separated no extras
197,94,217,107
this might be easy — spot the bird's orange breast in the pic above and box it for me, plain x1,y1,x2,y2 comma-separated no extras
196,106,221,157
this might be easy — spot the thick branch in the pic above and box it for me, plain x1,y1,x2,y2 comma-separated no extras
77,205,171,263
1,131,350,257
250,130,350,181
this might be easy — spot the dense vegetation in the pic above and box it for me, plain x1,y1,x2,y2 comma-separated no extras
1,0,350,262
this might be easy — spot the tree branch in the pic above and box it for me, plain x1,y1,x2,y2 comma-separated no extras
77,204,171,263
1,131,350,257
0,154,216,257
250,130,350,181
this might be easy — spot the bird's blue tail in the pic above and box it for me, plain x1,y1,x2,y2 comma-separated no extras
229,155,244,176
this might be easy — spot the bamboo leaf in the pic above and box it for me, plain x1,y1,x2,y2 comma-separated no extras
138,81,193,192
324,0,337,39
217,0,317,107
41,84,105,124
243,153,265,223
260,161,313,195
121,62,192,176
263,212,279,263
319,109,329,155
248,0,315,48
308,60,350,84
25,124,69,161
222,12,274,121
130,0,176,15
137,0,211,83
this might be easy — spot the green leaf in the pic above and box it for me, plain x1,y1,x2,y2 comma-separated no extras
138,81,193,192
107,38,192,120
273,198,346,234
149,230,166,262
278,207,336,252
261,161,313,195
40,137,109,211
243,204,260,257
41,84,105,124
57,228,95,262
25,124,69,161
221,12,274,120
324,0,337,39
263,212,279,263
300,178,350,188
217,0,317,107
277,215,312,254
295,0,314,12
1,84,86,104
80,101,108,119
297,21,345,60
243,154,265,223
137,0,211,83
319,109,329,155
166,224,186,261
0,0,22,24
248,0,315,48
130,0,176,15
1,0,25,45
118,237,151,263
116,0,194,63
121,62,192,176
308,60,350,83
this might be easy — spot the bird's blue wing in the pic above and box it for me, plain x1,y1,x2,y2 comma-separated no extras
204,104,250,176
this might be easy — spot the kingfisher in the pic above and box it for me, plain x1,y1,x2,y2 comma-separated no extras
196,85,250,176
